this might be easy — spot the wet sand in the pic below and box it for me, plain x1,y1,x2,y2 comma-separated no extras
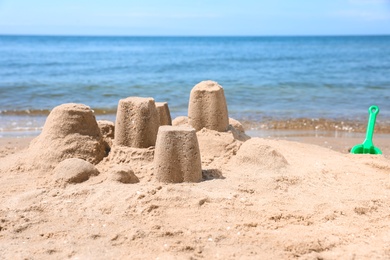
2,128,390,159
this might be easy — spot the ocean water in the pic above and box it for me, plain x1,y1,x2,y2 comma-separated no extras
0,35,389,135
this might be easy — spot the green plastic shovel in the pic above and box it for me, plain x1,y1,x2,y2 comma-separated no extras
351,105,382,155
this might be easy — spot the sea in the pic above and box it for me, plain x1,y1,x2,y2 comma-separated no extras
0,35,389,137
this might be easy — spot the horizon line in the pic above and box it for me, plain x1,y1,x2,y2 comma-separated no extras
1,33,389,38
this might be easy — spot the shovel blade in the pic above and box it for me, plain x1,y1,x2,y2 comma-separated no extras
351,144,382,154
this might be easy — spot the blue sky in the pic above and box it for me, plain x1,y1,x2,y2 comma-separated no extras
0,0,389,36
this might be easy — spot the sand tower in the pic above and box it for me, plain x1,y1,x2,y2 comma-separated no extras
114,97,159,148
155,102,172,126
28,103,107,168
154,126,202,183
188,80,229,132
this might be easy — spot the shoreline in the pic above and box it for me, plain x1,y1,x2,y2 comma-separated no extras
242,117,390,134
2,115,390,138
2,129,389,159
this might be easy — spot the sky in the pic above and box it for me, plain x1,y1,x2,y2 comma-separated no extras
0,0,389,36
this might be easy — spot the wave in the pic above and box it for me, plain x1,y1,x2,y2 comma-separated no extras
0,109,52,116
240,118,390,134
0,108,118,116
2,112,390,135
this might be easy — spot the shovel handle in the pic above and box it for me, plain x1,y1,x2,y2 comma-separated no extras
363,105,379,147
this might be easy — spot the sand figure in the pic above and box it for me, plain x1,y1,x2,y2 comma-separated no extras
155,102,172,126
27,103,107,169
188,80,229,132
154,126,202,183
114,97,159,148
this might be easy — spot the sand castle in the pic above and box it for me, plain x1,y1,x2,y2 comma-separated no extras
2,81,251,183
114,97,160,148
152,80,240,183
188,80,229,132
154,126,202,183
26,103,107,169
155,102,172,126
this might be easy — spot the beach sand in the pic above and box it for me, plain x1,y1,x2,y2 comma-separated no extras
1,127,390,259
1,81,389,259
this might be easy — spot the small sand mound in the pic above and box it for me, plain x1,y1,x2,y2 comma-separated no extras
97,120,115,149
24,104,107,170
174,116,249,140
196,128,244,169
172,116,189,127
97,120,115,139
103,145,155,180
233,138,289,171
229,118,245,134
228,117,251,141
108,165,139,184
54,158,99,185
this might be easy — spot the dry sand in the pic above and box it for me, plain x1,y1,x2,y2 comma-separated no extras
1,126,390,259
0,78,389,259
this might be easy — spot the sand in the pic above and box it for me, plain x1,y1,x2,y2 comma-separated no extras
1,126,390,259
1,80,389,259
